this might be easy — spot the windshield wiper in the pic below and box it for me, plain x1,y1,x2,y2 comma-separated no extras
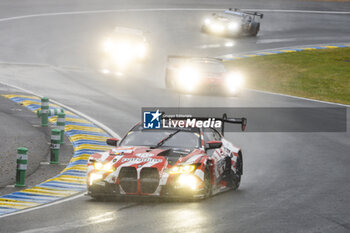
151,130,181,149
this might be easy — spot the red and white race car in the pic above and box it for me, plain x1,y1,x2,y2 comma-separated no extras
87,116,246,199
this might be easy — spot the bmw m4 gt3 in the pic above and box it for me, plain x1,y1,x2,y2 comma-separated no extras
202,8,263,37
87,116,246,200
165,56,244,95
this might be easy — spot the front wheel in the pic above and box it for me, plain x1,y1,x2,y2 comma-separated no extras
232,153,243,190
202,167,212,198
249,22,260,36
90,194,105,201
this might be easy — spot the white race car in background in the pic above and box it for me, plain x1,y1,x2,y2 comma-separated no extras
100,27,148,76
202,8,263,37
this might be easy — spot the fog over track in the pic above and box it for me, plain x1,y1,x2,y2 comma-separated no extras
0,0,349,232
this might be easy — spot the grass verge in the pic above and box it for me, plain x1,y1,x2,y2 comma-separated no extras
225,47,350,105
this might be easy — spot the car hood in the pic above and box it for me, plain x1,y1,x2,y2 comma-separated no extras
90,146,203,170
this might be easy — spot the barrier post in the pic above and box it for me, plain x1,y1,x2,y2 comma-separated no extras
41,97,49,126
57,112,66,144
15,147,28,187
50,129,60,164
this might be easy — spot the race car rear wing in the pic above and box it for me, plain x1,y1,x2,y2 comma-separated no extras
226,8,264,19
161,113,247,135
220,113,247,135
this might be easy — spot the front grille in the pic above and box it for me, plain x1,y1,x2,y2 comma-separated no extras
140,168,159,194
119,167,137,193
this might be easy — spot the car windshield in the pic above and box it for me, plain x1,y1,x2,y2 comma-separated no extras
120,127,201,150
223,12,243,20
111,33,144,43
192,61,226,73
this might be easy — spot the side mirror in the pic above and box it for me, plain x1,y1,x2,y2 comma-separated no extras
260,14,264,19
106,138,119,146
205,140,223,150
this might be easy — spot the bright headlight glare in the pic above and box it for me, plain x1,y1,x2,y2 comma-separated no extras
169,164,196,174
226,72,244,88
211,23,224,32
228,22,239,31
178,174,198,190
94,162,114,172
103,38,114,52
94,162,103,170
177,67,199,91
204,18,211,25
89,173,103,185
137,43,147,58
112,44,133,65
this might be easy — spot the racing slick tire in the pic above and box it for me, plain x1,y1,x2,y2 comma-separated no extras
231,152,243,190
249,22,260,36
203,166,212,198
90,194,105,201
223,152,243,190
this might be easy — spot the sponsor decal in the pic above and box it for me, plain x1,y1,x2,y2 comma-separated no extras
113,147,134,154
122,158,163,163
136,153,154,158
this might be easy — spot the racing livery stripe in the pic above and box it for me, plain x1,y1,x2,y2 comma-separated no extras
0,94,113,216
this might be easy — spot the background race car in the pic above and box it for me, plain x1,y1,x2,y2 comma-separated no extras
87,116,247,200
201,8,263,37
165,56,244,95
100,27,149,76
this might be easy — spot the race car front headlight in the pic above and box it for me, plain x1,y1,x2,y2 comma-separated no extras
204,18,211,25
136,43,147,59
177,67,200,91
94,162,114,172
211,23,225,33
177,174,198,190
94,162,103,170
228,22,240,31
103,38,114,53
225,71,244,92
169,164,196,174
89,173,103,185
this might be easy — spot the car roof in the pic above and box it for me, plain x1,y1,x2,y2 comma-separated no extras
224,10,245,17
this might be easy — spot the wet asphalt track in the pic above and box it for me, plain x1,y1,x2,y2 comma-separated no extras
0,0,349,232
